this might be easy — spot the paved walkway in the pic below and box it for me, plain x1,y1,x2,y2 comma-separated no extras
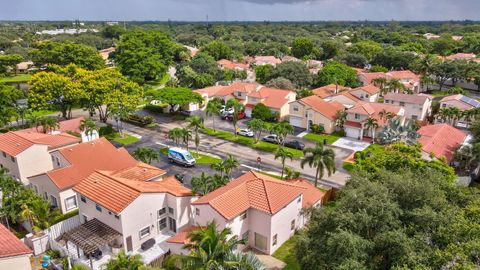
332,137,370,152
296,131,309,138
255,254,286,270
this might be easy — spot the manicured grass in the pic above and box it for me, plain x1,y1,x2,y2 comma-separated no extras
362,144,385,156
159,147,221,165
0,74,32,83
430,91,450,97
303,131,343,145
201,128,304,158
342,161,355,172
107,132,140,145
273,234,301,270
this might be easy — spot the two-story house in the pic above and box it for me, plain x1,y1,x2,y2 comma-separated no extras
312,84,351,98
349,85,381,102
167,171,325,255
384,93,433,121
344,101,404,140
28,138,163,214
439,94,480,127
244,87,296,120
73,170,194,254
289,95,345,133
359,70,421,93
0,131,80,184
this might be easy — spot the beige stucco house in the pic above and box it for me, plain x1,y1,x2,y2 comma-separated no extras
0,131,80,184
289,95,345,133
384,93,433,121
167,171,325,255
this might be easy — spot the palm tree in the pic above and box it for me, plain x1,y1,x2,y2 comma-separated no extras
133,147,160,164
19,204,36,233
223,154,240,178
335,110,347,130
205,98,222,132
211,174,229,189
283,166,301,180
226,99,244,137
274,147,294,180
168,128,184,146
247,118,265,143
378,109,395,122
301,142,336,187
187,115,204,154
31,199,60,231
271,121,294,145
181,221,248,270
372,77,388,95
387,78,405,93
420,75,434,92
79,118,97,141
191,172,213,195
38,117,59,134
180,128,192,150
104,251,143,270
364,117,379,143
210,162,227,178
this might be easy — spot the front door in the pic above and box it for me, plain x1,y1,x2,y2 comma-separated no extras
168,217,177,233
126,236,133,252
254,232,267,251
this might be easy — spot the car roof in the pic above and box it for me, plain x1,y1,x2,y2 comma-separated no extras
169,147,190,154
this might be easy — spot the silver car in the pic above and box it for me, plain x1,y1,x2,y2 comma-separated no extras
262,134,279,144
237,128,254,137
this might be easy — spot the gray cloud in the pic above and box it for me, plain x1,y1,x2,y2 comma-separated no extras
0,0,478,21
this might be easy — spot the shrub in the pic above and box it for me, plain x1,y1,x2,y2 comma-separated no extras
122,114,155,126
310,124,325,134
99,124,114,136
144,103,168,113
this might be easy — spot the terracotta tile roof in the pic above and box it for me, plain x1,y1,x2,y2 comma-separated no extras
250,87,293,109
31,138,155,190
0,224,31,258
111,163,166,182
74,172,192,214
335,90,362,102
418,124,467,162
22,117,84,134
387,70,420,80
217,59,249,70
192,171,324,220
352,84,380,95
312,84,351,98
348,101,402,125
253,56,282,65
345,120,362,128
298,95,344,120
0,131,79,157
384,93,432,105
193,85,226,96
359,72,388,85
166,226,200,244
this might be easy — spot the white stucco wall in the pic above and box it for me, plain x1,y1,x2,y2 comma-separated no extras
0,254,31,270
268,196,302,255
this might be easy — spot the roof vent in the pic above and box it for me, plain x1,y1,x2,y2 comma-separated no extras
69,149,73,151
143,168,148,172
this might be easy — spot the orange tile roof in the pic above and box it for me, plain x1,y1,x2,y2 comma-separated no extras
0,224,31,258
387,70,420,80
166,226,200,244
418,124,467,162
285,179,325,208
384,93,432,105
31,138,160,190
348,101,402,125
0,131,79,157
359,72,388,85
250,87,293,109
254,56,282,65
312,84,351,98
298,95,344,120
74,172,192,214
111,163,166,182
351,84,380,95
192,171,324,220
217,59,249,70
22,117,84,134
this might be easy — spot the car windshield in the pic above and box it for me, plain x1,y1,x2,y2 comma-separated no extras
185,153,194,160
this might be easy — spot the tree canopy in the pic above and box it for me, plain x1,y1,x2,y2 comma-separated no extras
317,61,359,87
153,87,203,112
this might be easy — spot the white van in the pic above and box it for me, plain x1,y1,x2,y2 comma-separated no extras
168,147,196,167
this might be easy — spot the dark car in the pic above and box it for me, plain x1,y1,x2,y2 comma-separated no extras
225,112,246,121
284,140,305,150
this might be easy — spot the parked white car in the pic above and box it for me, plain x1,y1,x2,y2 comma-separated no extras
236,128,254,137
220,105,234,115
262,134,279,144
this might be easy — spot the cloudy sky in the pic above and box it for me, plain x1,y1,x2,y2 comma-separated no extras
1,0,479,21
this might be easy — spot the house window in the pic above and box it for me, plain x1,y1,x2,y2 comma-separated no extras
442,104,447,108
115,215,120,219
195,208,200,216
250,97,257,102
293,106,299,112
139,226,151,239
32,185,38,194
80,195,86,203
297,196,301,203
50,195,58,208
354,113,360,120
10,156,15,163
272,234,278,246
65,195,77,211
44,192,48,200
159,218,167,230
242,230,249,241
240,211,247,220
365,94,369,98
291,220,295,231
168,207,174,215
399,102,405,106
158,207,166,217
95,204,102,212
2,152,5,158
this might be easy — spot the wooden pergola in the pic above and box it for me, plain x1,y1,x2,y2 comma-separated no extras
62,218,122,268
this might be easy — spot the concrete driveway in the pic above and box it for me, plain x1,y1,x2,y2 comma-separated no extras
332,137,370,152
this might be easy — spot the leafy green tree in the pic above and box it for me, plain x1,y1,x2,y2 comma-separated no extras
300,142,336,187
267,61,313,88
191,172,213,195
271,121,294,145
291,38,320,59
340,53,367,68
36,117,59,134
154,87,203,113
317,61,358,88
205,97,222,132
29,41,105,70
0,83,23,127
347,40,383,61
430,36,458,56
133,147,160,164
321,40,343,60
255,64,274,84
369,65,388,72
283,166,301,180
104,251,143,270
251,103,275,122
0,54,23,74
371,47,418,70
274,147,294,180
223,154,240,178
266,77,295,90
180,128,192,150
247,118,266,143
200,40,234,60
226,99,244,137
113,30,175,83
177,52,223,89
102,25,126,39
187,115,204,153
79,118,97,140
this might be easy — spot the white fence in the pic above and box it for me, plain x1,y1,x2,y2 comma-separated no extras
47,214,82,240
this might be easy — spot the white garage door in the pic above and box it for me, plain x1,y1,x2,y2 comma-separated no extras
345,127,360,139
245,108,252,118
289,116,304,128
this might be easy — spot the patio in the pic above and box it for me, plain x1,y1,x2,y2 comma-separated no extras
332,137,370,152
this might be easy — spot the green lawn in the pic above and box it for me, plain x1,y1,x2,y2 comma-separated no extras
107,132,140,145
362,144,385,156
303,131,343,145
430,91,450,97
0,74,32,83
201,128,304,158
273,234,301,270
159,147,221,165
342,161,355,172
